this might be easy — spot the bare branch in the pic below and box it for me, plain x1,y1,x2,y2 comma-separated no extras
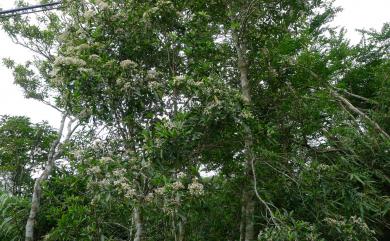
333,87,379,105
331,90,390,139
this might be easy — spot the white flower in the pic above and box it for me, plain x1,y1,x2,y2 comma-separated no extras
78,68,94,74
172,181,184,190
124,187,137,198
177,172,186,179
89,54,100,61
147,69,157,79
99,178,110,187
54,56,86,67
145,193,154,202
174,75,185,81
84,10,95,19
120,59,137,68
101,156,114,163
113,168,126,177
317,164,330,171
77,43,90,51
154,187,165,195
49,68,60,77
72,150,83,159
96,0,109,10
87,166,101,175
188,179,204,196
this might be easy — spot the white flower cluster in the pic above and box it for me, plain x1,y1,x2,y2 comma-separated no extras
84,10,95,20
54,56,86,67
145,192,154,202
324,217,345,226
124,187,137,198
72,150,83,159
113,176,137,199
147,69,157,80
87,166,101,175
65,44,91,55
101,156,114,163
171,181,184,191
154,187,165,195
120,59,137,69
324,216,374,235
89,54,100,61
173,75,185,83
113,168,126,177
95,0,109,10
99,178,111,188
240,109,254,119
177,172,186,178
147,80,162,89
316,164,331,171
78,68,94,74
188,179,204,196
350,216,374,234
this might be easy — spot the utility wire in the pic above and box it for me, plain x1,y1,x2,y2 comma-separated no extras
0,2,62,18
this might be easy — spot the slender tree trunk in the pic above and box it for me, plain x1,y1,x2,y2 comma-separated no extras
234,32,256,241
133,206,143,241
25,115,78,241
239,191,247,241
178,218,185,241
25,115,66,241
177,211,186,241
244,193,255,241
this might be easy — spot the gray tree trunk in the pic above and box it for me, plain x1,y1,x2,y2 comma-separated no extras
133,206,143,241
234,32,256,241
25,116,77,241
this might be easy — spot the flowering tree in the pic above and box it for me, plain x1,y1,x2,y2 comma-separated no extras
1,0,389,241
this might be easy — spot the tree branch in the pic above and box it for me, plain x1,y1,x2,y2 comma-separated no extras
331,90,390,139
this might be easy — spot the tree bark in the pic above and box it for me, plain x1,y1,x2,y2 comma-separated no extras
239,191,247,241
331,90,390,139
234,32,256,241
133,206,143,241
25,115,77,241
178,217,185,241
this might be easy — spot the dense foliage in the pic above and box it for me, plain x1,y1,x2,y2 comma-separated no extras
0,116,56,196
0,0,389,240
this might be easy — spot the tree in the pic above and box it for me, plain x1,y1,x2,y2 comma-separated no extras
1,0,389,240
0,115,56,196
1,2,80,240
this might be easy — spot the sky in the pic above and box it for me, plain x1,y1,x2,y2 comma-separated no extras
0,0,390,127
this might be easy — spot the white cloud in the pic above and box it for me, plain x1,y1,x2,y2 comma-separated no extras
333,0,390,43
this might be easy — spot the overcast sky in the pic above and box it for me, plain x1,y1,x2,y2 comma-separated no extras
1,0,390,127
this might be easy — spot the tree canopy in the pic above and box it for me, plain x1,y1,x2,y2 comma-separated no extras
0,0,389,241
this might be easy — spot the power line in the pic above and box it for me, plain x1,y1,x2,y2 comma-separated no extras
0,2,62,18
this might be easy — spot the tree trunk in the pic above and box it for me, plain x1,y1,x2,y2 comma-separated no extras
178,218,185,241
244,194,255,241
234,32,256,241
25,115,74,241
133,206,143,241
